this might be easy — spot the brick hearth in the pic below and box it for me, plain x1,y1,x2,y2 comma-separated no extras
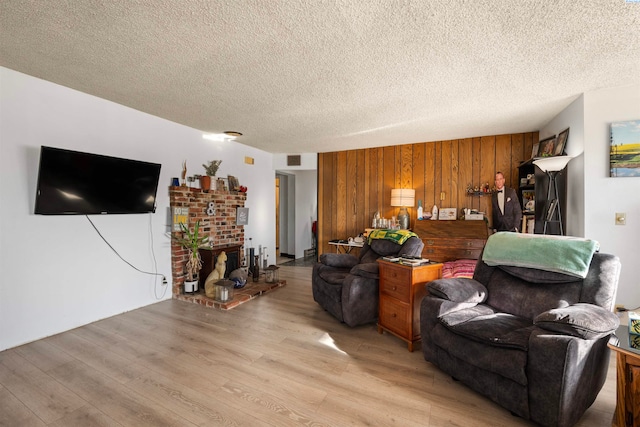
175,279,286,310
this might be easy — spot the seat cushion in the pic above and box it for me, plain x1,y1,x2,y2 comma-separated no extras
440,307,533,350
434,305,533,385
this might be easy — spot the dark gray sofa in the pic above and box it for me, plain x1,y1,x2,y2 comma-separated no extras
312,236,423,327
420,244,621,427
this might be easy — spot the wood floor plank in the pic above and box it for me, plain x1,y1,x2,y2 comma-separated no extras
0,350,85,424
216,378,337,427
126,369,271,427
316,392,429,427
0,264,617,426
0,384,47,427
12,339,75,373
48,404,122,427
49,360,194,427
45,331,148,384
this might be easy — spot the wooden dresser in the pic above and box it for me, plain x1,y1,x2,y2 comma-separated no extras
412,220,490,262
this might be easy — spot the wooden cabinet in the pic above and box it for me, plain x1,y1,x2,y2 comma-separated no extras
609,325,640,427
412,220,489,263
377,260,442,351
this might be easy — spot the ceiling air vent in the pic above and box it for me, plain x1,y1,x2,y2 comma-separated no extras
287,155,301,166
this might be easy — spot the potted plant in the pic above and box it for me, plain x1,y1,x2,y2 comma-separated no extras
200,160,222,191
172,220,210,293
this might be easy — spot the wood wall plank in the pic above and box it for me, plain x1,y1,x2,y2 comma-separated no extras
441,141,452,207
336,152,347,241
496,134,513,186
383,146,396,219
317,132,539,253
413,144,426,215
424,143,436,209
458,138,473,211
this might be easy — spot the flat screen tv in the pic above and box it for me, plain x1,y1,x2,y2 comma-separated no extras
34,146,161,215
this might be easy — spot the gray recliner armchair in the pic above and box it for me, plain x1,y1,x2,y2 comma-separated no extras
312,236,423,327
420,233,621,427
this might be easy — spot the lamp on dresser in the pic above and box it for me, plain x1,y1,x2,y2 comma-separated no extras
391,188,415,230
533,156,573,235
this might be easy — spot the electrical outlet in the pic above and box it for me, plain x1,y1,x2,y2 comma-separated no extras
615,213,626,225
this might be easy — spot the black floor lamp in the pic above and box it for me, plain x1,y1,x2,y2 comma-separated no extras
533,156,573,235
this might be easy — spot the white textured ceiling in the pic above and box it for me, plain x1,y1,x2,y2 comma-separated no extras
1,1,639,154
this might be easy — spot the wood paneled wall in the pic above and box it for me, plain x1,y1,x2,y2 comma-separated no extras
317,132,538,255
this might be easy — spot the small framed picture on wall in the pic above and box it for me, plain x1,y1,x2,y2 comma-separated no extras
236,207,249,225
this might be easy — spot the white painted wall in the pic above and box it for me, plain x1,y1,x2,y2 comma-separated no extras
540,84,640,308
0,67,275,351
583,84,640,308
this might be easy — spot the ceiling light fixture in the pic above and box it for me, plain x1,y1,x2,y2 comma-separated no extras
202,131,242,142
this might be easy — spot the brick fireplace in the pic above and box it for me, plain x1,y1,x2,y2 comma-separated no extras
169,185,246,302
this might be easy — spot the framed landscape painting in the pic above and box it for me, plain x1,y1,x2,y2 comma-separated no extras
610,120,640,177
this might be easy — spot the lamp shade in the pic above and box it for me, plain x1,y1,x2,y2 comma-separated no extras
390,188,415,207
533,156,573,172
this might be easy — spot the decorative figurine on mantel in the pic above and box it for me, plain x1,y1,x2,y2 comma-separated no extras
181,160,187,186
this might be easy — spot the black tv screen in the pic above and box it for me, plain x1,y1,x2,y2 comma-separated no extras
34,146,161,215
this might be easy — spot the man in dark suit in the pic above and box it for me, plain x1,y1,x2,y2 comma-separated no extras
491,171,522,232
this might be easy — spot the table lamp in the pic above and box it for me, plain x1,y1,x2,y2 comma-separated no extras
390,188,415,230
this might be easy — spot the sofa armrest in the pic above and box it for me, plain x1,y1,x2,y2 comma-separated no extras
319,253,359,269
528,329,611,427
427,278,488,304
534,303,620,340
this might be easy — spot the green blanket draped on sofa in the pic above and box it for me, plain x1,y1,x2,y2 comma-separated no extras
482,232,599,278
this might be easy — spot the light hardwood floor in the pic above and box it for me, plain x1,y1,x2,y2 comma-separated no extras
0,265,617,426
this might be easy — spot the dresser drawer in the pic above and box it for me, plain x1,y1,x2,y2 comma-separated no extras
379,297,410,336
423,247,482,261
423,238,485,249
380,268,411,301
